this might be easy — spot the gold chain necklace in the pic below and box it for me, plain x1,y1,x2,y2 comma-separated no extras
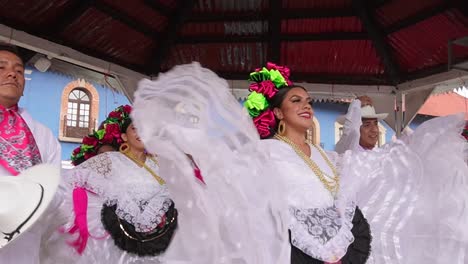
274,134,340,197
123,152,165,185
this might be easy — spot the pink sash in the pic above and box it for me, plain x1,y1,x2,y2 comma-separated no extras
0,105,42,175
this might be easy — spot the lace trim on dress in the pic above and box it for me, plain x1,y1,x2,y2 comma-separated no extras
290,203,356,262
67,152,171,232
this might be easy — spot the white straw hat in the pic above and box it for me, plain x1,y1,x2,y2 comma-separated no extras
0,164,60,250
337,105,388,124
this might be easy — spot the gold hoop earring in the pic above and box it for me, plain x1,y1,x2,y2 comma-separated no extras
278,120,286,135
119,142,130,154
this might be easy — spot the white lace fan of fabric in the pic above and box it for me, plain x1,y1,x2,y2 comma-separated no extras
339,113,468,264
132,62,289,264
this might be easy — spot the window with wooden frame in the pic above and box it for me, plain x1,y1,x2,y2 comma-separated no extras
65,89,91,138
59,79,99,142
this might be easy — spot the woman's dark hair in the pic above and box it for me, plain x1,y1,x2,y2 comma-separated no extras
266,85,307,137
121,118,132,134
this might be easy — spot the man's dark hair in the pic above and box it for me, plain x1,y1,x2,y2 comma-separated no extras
0,43,24,64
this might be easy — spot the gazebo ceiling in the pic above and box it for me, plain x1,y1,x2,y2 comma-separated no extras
0,0,467,86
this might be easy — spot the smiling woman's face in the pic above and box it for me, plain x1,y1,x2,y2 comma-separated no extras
121,123,145,152
0,50,25,107
273,87,314,133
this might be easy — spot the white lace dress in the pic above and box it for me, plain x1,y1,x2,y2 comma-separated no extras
262,113,468,263
41,151,171,264
130,62,468,264
261,139,358,262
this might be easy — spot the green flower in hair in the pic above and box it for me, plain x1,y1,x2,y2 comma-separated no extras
269,69,287,88
249,67,271,83
244,91,269,117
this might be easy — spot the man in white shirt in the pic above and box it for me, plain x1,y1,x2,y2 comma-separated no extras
0,43,61,263
335,96,388,154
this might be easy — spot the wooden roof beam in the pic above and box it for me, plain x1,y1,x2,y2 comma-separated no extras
143,0,173,17
353,0,401,85
42,0,94,35
94,1,160,38
187,8,356,22
386,2,450,33
177,32,369,44
217,71,388,85
268,0,281,63
179,1,419,24
149,0,195,74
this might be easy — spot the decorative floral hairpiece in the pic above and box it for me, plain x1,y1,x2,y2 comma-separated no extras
71,105,132,165
244,62,293,138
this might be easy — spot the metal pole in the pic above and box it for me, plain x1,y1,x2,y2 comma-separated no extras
395,92,404,137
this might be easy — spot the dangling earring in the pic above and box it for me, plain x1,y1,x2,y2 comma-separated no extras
119,142,130,154
278,120,286,135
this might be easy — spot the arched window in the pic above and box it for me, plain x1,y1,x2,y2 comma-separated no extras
66,89,91,137
59,79,99,142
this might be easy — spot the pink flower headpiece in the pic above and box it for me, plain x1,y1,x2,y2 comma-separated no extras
244,62,293,138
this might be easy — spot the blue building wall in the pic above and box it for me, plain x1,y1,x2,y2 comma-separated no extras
19,67,130,161
312,102,347,150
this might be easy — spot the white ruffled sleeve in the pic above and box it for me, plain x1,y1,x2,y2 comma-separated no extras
132,62,290,264
335,99,362,154
339,114,468,263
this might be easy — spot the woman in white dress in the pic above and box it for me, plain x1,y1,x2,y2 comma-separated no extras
246,63,468,264
41,105,177,263
132,62,468,264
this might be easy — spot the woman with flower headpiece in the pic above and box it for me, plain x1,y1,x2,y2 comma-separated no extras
243,64,373,263
41,105,178,263
69,121,119,166
245,63,468,264
131,62,467,264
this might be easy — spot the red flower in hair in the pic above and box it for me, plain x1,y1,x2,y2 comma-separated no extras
249,80,278,99
108,111,121,119
266,62,291,79
82,136,99,148
84,152,96,161
122,105,132,113
72,147,81,155
102,123,121,144
253,109,276,138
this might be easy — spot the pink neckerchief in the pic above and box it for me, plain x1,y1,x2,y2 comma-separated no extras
0,104,42,175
